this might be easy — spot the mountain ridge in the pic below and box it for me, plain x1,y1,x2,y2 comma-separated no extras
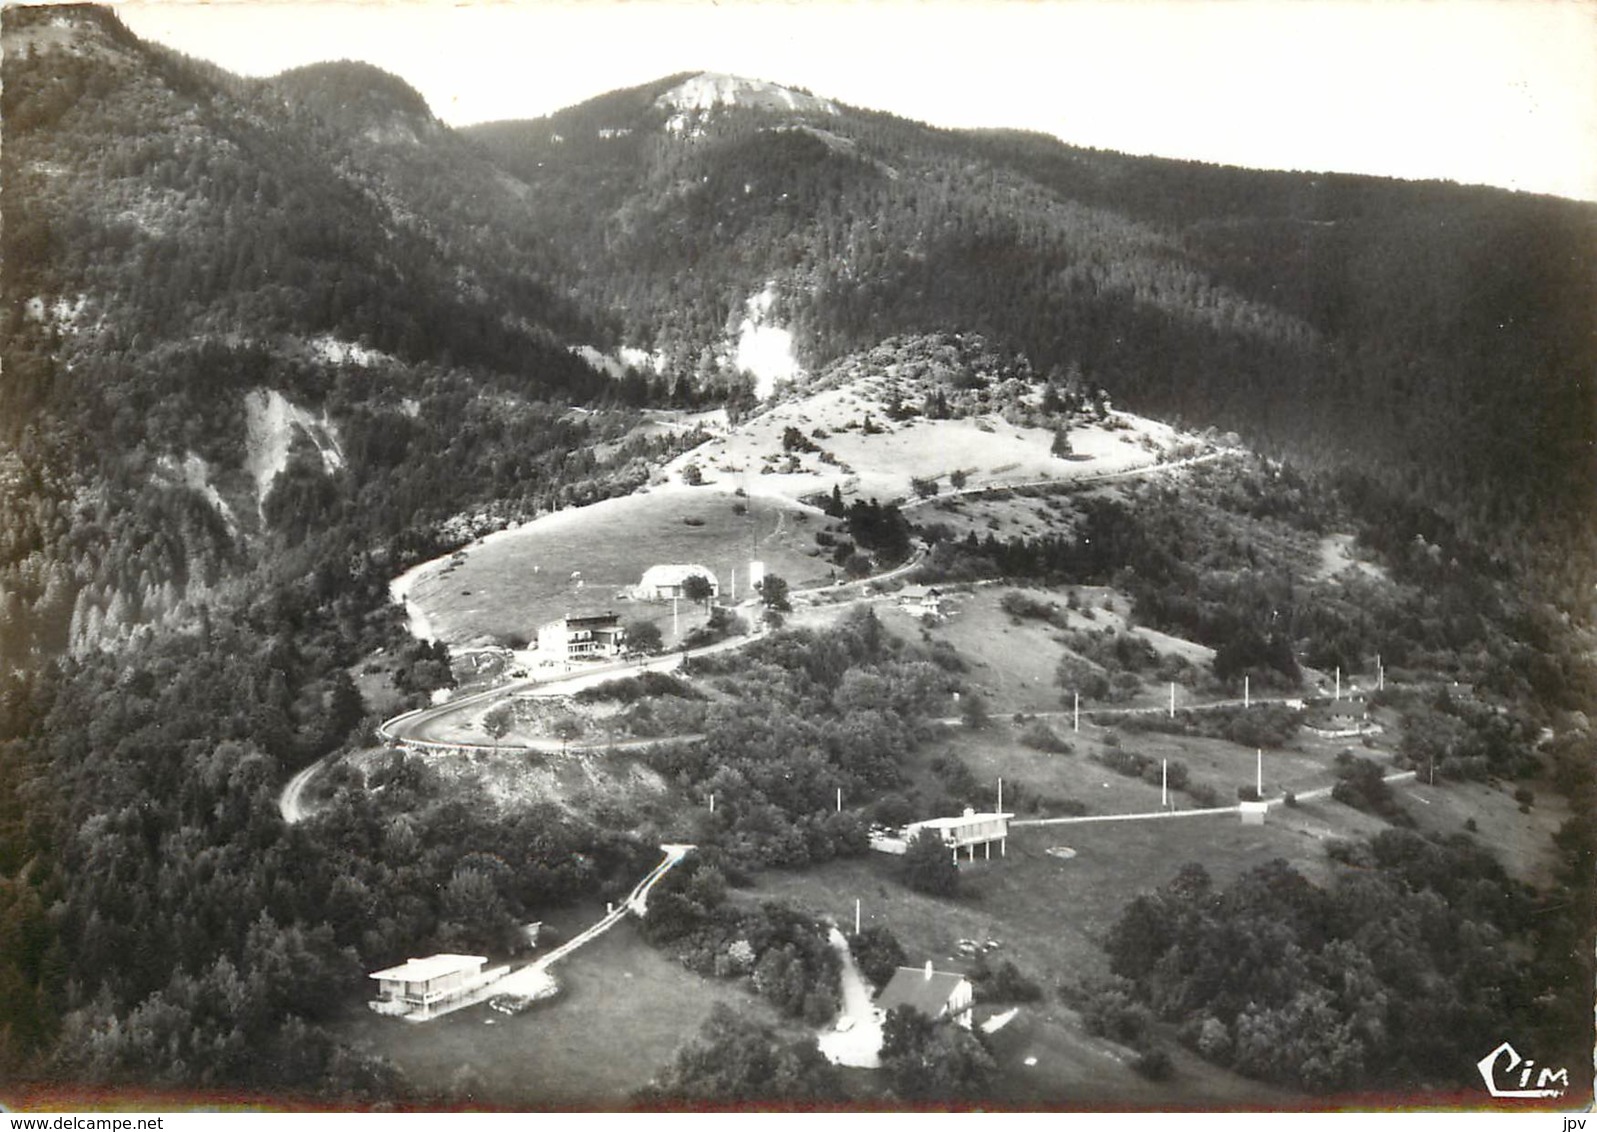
271,59,442,143
465,70,1596,557
4,4,1594,649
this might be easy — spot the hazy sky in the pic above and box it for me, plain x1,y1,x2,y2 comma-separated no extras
113,0,1597,201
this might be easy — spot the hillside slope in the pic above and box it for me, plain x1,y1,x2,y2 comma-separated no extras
0,5,640,660
471,71,1597,555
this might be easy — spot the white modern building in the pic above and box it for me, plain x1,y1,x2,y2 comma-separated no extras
905,808,1014,862
368,954,508,1020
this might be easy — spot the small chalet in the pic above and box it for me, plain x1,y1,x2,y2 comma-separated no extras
368,954,504,1020
876,962,974,1028
537,612,626,660
636,564,719,601
896,584,943,618
1306,698,1370,737
905,808,1013,861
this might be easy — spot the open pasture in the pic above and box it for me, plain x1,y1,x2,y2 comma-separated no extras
928,718,1345,819
911,584,1221,716
657,367,1194,508
748,811,1324,1105
404,485,840,647
1393,774,1571,886
336,914,773,1109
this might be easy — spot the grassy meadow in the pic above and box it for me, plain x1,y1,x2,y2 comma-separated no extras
405,486,843,647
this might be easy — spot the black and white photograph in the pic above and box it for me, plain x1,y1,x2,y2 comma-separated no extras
0,0,1593,1114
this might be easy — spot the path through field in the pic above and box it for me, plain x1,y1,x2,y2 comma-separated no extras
1010,770,1417,828
493,844,693,998
816,927,883,1069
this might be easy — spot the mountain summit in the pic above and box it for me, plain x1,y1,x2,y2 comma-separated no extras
272,60,440,144
655,72,838,127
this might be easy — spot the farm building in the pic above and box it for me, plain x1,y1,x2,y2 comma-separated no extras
537,612,626,660
905,808,1013,862
635,564,719,601
1305,698,1373,737
876,962,974,1028
368,953,508,1020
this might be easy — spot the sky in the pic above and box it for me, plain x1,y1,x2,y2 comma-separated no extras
112,0,1597,202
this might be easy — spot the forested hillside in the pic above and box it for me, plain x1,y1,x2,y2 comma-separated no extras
0,3,1592,1105
0,4,647,664
0,6,675,1090
473,73,1597,564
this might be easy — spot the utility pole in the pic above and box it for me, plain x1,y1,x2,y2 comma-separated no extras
1256,749,1263,798
1335,666,1341,702
1162,759,1168,809
997,777,1003,813
836,786,842,813
1244,674,1250,709
855,898,861,936
708,793,715,813
1169,682,1176,719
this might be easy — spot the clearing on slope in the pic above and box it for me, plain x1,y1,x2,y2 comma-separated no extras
400,485,841,648
650,331,1219,512
661,378,1200,507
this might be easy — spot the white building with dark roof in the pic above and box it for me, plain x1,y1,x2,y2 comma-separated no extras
537,612,626,659
875,962,974,1028
897,584,944,618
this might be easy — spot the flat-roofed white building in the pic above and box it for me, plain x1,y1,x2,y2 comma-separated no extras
905,807,1014,862
368,953,507,1020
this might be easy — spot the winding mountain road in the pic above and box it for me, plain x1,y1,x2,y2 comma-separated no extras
278,757,327,825
278,449,1279,826
280,543,931,823
900,447,1240,513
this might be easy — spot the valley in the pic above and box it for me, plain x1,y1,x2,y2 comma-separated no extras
283,379,1577,1107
